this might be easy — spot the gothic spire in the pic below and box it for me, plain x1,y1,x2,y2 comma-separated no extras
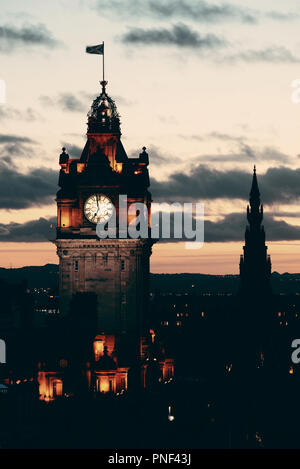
249,165,260,208
247,166,263,228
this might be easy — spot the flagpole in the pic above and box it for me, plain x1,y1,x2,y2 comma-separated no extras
102,41,105,83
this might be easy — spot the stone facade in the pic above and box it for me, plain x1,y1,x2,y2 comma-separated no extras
56,238,152,335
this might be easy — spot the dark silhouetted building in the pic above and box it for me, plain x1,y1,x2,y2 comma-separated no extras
235,166,274,370
239,166,272,298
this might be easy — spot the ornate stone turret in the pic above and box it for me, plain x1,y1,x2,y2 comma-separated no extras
87,80,121,134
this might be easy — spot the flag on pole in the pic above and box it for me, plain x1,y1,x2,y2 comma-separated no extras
86,44,104,55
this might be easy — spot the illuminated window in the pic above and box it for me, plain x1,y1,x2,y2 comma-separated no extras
120,377,126,390
53,380,63,397
74,260,79,272
93,339,104,361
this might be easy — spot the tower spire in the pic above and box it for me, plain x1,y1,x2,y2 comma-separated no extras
247,166,262,228
249,165,260,208
237,166,272,383
239,167,271,297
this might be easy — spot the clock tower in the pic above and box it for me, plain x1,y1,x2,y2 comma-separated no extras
55,79,153,361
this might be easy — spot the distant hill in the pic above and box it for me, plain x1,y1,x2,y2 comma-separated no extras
150,272,300,295
0,264,59,290
150,273,240,294
0,264,299,295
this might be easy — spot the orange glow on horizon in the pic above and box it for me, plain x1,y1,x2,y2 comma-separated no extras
0,241,300,274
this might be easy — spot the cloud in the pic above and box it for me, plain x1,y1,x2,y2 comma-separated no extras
0,144,33,161
0,134,35,144
266,11,298,21
205,212,300,242
152,210,300,243
1,210,300,244
147,146,170,165
0,23,60,52
224,46,300,64
0,106,41,121
120,23,227,49
58,93,85,112
0,160,57,209
120,23,300,63
129,145,180,166
61,143,82,158
112,95,135,107
181,134,290,163
151,165,249,202
96,1,296,24
39,93,85,113
146,0,255,23
2,159,300,211
201,144,290,164
180,132,244,143
0,217,56,242
0,134,38,163
151,165,300,205
273,211,300,219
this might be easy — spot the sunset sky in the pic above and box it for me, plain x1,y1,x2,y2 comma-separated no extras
1,0,300,273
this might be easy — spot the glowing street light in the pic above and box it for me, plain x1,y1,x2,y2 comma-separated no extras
168,405,175,422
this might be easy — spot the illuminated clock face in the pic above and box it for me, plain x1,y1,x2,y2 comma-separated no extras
84,194,114,224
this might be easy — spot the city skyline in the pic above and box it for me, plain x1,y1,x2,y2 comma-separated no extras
1,0,300,273
2,2,300,451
